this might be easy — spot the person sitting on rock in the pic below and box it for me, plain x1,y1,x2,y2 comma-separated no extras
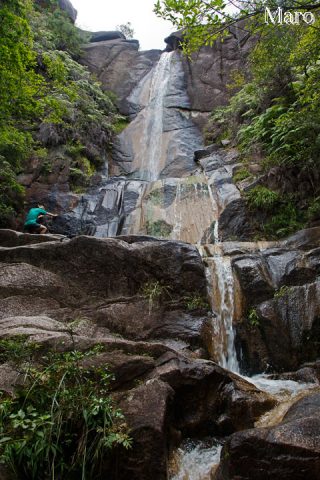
24,204,57,234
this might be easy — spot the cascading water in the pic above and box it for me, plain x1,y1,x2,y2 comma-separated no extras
138,52,173,181
207,254,240,373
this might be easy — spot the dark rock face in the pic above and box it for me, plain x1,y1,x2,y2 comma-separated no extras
147,353,275,437
215,392,320,480
80,40,162,115
233,227,320,373
0,231,207,314
180,28,256,130
218,199,253,241
0,232,277,480
112,379,174,480
58,0,77,22
90,31,125,42
0,229,64,247
165,30,183,51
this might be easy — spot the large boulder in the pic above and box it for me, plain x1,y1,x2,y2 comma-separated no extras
0,234,209,353
146,352,276,437
90,31,125,42
215,392,320,480
109,379,174,480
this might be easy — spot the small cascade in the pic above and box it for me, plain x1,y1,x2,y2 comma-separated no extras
206,254,240,373
169,439,222,480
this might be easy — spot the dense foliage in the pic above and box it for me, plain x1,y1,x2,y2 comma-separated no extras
156,0,320,238
0,0,123,227
213,15,320,237
0,338,131,479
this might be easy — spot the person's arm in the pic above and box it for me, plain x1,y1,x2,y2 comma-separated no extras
39,208,57,218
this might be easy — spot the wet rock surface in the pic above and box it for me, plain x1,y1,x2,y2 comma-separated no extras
0,232,278,480
80,39,161,115
231,227,320,374
215,392,320,480
180,29,256,130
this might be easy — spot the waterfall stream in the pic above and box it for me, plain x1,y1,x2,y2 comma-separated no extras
138,52,173,181
69,49,317,479
206,255,240,373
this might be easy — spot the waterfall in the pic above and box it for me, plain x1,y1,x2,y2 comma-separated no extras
138,52,173,181
118,51,176,182
207,254,240,373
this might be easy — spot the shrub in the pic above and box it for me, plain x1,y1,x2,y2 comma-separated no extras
233,167,251,183
274,285,292,299
0,340,131,479
245,186,280,211
0,157,25,228
263,202,305,239
307,197,320,222
141,280,171,312
248,308,260,327
184,294,210,311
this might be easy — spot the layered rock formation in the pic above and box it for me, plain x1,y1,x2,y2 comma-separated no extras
0,230,276,480
230,228,320,374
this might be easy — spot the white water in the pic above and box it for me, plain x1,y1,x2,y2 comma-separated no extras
207,255,240,373
138,52,173,181
169,439,222,480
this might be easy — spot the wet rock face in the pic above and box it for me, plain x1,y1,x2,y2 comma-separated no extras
0,232,277,480
80,39,162,115
180,27,256,130
215,392,320,480
218,199,253,241
232,227,320,373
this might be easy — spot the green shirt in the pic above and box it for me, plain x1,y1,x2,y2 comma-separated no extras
24,208,47,226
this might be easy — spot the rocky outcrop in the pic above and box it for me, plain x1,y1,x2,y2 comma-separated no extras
215,392,320,480
0,231,208,349
165,31,183,51
80,39,161,115
58,0,77,22
231,227,320,373
0,231,277,480
180,27,256,130
218,199,253,241
90,31,126,42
